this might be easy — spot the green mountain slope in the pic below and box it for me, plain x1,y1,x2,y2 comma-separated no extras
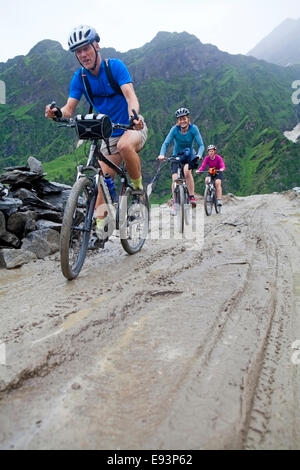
1,32,300,198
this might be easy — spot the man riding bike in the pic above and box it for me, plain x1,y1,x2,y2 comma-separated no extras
157,107,204,215
44,25,148,238
196,144,226,206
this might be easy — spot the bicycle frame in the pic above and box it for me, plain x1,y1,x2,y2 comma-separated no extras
75,139,131,229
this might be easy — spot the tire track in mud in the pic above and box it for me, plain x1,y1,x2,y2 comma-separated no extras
0,234,204,394
244,206,300,449
0,193,299,449
147,197,298,449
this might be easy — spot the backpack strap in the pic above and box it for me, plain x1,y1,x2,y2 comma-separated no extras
80,59,123,113
81,68,94,114
104,58,123,96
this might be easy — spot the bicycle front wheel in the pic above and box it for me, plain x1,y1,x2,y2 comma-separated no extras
119,187,149,255
215,196,221,214
184,186,190,226
60,177,96,280
175,185,184,233
204,186,213,216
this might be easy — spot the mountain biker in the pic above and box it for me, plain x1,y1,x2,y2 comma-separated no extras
196,144,226,206
157,107,204,215
44,25,148,238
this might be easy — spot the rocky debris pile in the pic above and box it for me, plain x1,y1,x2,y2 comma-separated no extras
0,157,71,269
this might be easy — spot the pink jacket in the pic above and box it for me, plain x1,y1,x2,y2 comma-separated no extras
197,154,226,172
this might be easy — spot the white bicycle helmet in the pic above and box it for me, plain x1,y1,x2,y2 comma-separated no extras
175,107,190,118
68,25,100,51
207,144,216,150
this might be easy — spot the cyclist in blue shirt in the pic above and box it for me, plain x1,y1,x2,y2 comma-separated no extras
158,108,204,214
45,25,147,238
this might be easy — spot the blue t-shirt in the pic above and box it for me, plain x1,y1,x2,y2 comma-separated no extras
160,124,205,157
69,58,132,136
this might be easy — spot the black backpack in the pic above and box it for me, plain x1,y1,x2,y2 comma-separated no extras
81,58,123,113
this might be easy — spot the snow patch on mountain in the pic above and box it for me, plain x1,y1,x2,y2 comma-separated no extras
284,123,300,143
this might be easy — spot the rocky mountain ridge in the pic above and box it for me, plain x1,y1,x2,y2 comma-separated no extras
0,31,300,198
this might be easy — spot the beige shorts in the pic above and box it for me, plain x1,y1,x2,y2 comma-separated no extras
100,116,148,157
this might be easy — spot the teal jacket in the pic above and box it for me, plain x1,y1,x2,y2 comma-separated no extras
160,124,204,156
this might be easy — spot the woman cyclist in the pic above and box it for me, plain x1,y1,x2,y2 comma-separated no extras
157,107,204,215
196,144,226,206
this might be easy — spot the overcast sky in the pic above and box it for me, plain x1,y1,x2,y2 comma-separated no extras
0,0,300,63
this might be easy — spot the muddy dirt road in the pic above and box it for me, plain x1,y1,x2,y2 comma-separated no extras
0,191,299,450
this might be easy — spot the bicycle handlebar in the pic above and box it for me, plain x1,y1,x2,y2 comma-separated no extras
196,169,220,174
49,101,140,131
53,114,135,130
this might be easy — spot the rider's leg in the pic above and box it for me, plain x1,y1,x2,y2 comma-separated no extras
215,179,222,200
95,152,122,219
171,173,178,197
169,173,178,215
184,164,195,196
117,129,145,189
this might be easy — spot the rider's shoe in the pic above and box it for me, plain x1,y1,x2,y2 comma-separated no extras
189,195,197,208
88,233,103,250
95,217,108,240
217,199,223,206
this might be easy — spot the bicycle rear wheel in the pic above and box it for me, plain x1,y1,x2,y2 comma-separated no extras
204,185,213,216
119,187,149,254
60,177,96,280
175,185,184,233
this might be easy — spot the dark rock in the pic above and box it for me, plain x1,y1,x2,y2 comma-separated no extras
0,211,5,235
0,183,7,199
0,197,23,212
33,178,63,197
0,248,37,269
0,211,21,248
0,169,43,186
49,182,72,191
22,229,60,259
3,165,29,171
27,156,44,176
35,209,62,223
24,217,37,235
7,211,37,237
35,219,61,231
12,188,60,212
43,191,71,211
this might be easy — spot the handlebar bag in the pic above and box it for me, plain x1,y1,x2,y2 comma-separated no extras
75,114,113,140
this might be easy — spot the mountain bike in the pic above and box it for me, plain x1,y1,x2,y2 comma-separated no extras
52,106,149,280
199,168,222,216
168,156,191,233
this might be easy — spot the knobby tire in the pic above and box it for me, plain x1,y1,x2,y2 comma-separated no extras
204,185,213,216
120,187,149,255
60,177,95,280
175,185,184,233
